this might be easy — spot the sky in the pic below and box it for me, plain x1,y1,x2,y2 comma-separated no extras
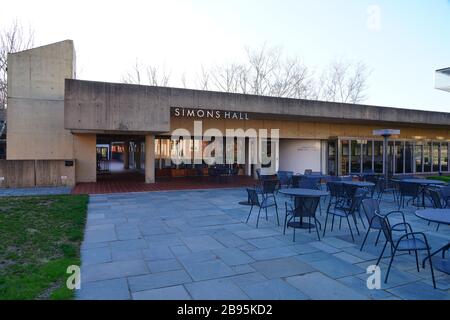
1,0,449,112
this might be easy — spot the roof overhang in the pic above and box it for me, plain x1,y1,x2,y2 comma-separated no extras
435,67,450,92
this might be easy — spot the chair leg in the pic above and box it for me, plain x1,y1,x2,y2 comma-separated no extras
246,205,254,223
256,207,262,228
414,251,420,272
425,247,437,289
360,226,371,251
346,216,355,242
322,213,329,237
375,229,382,246
314,218,321,241
265,207,268,221
293,217,296,242
283,212,288,235
275,205,280,226
385,247,397,284
331,214,335,232
376,242,388,265
351,214,360,235
339,217,342,230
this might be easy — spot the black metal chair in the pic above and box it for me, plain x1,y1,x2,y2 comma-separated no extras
246,188,280,228
277,171,293,188
298,176,321,190
360,198,407,251
397,181,421,209
376,177,398,203
323,188,364,241
428,188,445,231
284,196,321,241
439,186,450,208
376,214,436,288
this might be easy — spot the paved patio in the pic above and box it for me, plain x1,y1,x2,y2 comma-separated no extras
76,188,450,300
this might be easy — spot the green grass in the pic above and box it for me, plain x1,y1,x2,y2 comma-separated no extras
427,175,450,183
0,194,88,300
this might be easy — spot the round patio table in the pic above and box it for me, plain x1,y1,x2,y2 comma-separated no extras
415,208,450,274
403,179,447,207
279,188,329,229
340,181,375,188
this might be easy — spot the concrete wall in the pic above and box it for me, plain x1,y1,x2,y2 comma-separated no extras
73,134,96,183
65,79,450,133
64,80,170,133
279,139,322,174
0,159,75,188
7,40,75,160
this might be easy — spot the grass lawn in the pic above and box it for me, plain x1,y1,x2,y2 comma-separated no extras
428,175,450,183
0,194,88,300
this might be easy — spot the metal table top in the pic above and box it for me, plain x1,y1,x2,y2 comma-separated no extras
415,209,450,225
279,188,329,197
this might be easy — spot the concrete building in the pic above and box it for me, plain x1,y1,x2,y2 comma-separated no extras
3,40,450,187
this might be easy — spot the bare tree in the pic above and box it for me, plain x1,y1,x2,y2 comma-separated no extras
122,60,171,86
318,60,369,103
122,44,370,104
196,65,210,91
0,20,34,109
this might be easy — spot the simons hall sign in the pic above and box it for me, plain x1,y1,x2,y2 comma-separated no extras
172,107,250,120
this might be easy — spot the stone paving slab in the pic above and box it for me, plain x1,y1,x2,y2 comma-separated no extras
76,189,450,300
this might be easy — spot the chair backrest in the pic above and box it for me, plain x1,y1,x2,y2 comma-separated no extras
262,179,279,194
428,188,443,209
339,176,353,181
361,198,382,226
299,176,320,189
291,175,301,188
440,186,450,207
304,169,313,175
349,189,366,213
246,188,260,206
398,181,421,197
378,215,394,244
327,181,345,198
277,171,293,185
256,168,261,179
343,184,358,198
292,196,320,218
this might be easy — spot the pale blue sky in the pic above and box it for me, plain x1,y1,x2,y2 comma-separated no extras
1,0,449,111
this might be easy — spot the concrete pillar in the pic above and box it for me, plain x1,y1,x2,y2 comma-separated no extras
145,135,155,183
123,141,130,169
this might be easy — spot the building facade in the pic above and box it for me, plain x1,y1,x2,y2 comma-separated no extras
5,40,450,187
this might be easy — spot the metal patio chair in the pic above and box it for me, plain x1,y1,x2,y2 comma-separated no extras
439,186,450,208
360,198,407,251
277,171,293,188
322,188,364,242
397,181,421,209
428,188,446,231
375,177,398,203
376,214,436,289
245,188,280,228
284,196,321,241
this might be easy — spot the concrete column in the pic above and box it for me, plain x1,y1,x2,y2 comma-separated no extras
123,141,130,169
145,135,155,183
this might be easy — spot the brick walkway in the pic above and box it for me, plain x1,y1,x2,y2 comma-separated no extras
77,189,450,300
72,173,256,195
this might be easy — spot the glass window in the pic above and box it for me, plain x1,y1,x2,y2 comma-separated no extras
405,142,414,173
432,142,440,172
441,142,449,172
423,142,432,172
395,141,404,174
414,142,423,173
387,141,395,175
374,141,383,173
362,140,373,173
327,141,337,175
350,140,361,173
341,140,350,175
